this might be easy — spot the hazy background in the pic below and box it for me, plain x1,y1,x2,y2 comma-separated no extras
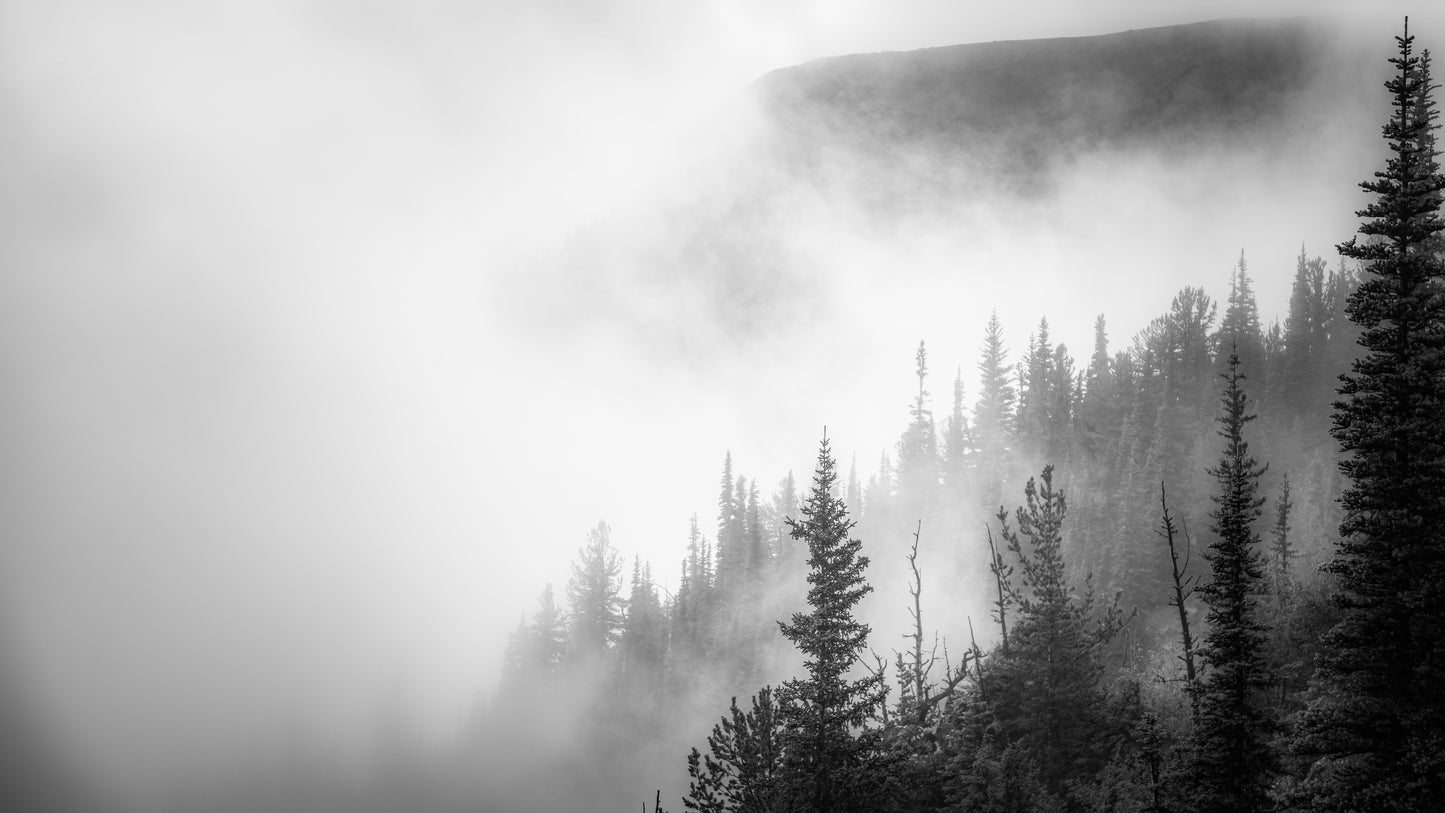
0,0,1434,807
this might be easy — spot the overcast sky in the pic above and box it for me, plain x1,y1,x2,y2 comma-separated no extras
0,0,1432,802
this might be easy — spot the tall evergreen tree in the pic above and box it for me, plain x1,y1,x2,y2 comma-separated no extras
1297,20,1445,810
1280,248,1331,420
717,453,747,598
1216,250,1267,397
897,341,940,523
1192,350,1274,813
943,366,971,494
1269,474,1295,599
1079,314,1117,459
975,310,1017,510
530,583,570,673
1016,317,1055,458
777,433,886,812
567,521,625,660
621,558,666,685
986,465,1120,795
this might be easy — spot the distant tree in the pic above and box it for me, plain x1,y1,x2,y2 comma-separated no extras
943,367,971,495
674,515,714,660
1191,350,1274,813
530,583,570,672
897,341,940,523
1269,474,1295,599
1215,250,1266,398
777,432,886,812
621,558,666,688
845,456,863,523
898,341,939,470
1152,287,1218,421
1078,313,1117,459
974,310,1017,510
1296,20,1445,810
1279,247,1332,421
566,521,625,659
745,481,767,582
1016,317,1055,459
717,453,747,598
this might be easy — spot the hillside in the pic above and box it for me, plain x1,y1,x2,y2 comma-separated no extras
749,17,1377,193
514,17,1384,352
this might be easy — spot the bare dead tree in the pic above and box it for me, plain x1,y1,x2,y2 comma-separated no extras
985,522,1012,655
1158,482,1199,722
966,617,984,682
885,521,970,725
904,521,930,709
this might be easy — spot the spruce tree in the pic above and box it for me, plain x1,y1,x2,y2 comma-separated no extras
986,465,1118,794
1215,250,1266,397
897,340,940,524
1297,19,1445,810
1269,474,1295,599
974,309,1016,510
566,521,625,660
943,366,970,495
1192,350,1274,813
685,687,785,813
530,583,570,673
777,432,886,812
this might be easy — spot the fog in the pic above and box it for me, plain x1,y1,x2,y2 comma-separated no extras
0,1,1435,809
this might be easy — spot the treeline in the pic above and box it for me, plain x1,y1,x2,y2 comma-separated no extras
482,221,1358,813
480,22,1444,813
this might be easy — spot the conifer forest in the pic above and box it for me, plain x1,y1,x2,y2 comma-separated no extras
3,8,1445,813
482,21,1445,813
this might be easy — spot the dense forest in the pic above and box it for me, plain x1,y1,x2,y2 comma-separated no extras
475,22,1445,813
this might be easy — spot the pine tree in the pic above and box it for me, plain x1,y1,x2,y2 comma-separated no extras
987,465,1121,794
531,583,570,673
897,340,940,523
1297,20,1445,810
1280,247,1331,421
975,310,1017,511
1079,314,1116,460
621,558,666,687
1016,317,1054,459
777,432,886,812
566,521,625,660
685,687,785,813
717,453,747,598
1215,250,1266,399
1192,350,1273,813
943,366,971,495
1269,474,1295,599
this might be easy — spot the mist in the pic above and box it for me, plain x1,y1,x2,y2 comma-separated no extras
0,2,1437,810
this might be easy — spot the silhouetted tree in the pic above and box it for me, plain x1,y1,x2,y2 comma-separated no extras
1297,20,1445,810
685,687,785,813
1192,351,1274,812
777,432,886,812
567,521,625,659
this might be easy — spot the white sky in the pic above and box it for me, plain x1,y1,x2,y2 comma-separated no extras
0,0,1433,801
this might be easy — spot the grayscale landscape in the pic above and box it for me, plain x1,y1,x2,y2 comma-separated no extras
2,3,1442,811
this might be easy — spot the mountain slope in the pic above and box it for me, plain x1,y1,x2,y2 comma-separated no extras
750,17,1376,193
512,16,1388,354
